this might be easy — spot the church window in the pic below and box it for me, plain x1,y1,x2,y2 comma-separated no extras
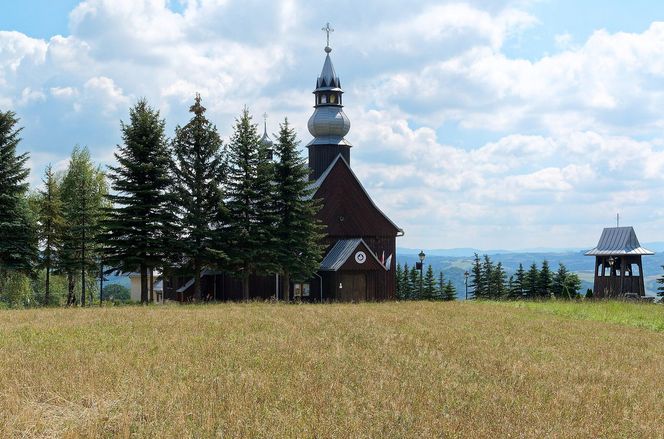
330,94,337,104
321,95,327,104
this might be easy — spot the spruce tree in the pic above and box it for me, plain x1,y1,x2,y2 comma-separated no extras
443,280,457,301
422,264,437,300
402,263,411,300
225,108,269,300
538,260,553,299
409,265,420,300
437,271,446,301
524,262,539,299
0,110,37,275
479,254,494,300
470,253,482,300
171,95,227,300
273,118,324,300
491,261,507,300
657,266,664,299
60,146,108,306
36,165,64,305
396,263,404,300
103,99,175,303
513,263,526,299
552,262,569,299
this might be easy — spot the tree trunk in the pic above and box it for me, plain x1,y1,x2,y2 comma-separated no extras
149,267,154,303
81,249,86,307
45,266,50,306
281,270,290,302
67,273,76,306
242,262,250,301
140,263,148,303
193,259,201,301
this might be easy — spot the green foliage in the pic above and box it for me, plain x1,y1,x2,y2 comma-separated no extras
538,260,553,298
512,264,525,299
0,110,37,274
171,95,227,299
586,289,593,299
35,164,64,305
60,146,108,305
491,261,506,299
443,280,456,301
408,265,420,300
525,263,539,299
102,283,130,301
0,270,32,307
470,253,482,299
421,265,437,300
104,99,175,302
657,265,664,298
395,263,406,300
552,263,581,299
273,118,324,297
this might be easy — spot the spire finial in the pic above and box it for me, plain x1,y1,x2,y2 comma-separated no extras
322,22,334,53
263,112,268,135
617,213,620,227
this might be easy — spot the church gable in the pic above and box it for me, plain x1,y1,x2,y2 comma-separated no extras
313,155,401,238
320,238,387,272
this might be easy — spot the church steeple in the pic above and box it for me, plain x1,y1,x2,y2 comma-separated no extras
307,23,352,180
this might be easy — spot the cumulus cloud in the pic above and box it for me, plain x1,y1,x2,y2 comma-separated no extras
1,0,664,248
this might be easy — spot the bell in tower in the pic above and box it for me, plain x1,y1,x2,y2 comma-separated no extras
307,23,352,180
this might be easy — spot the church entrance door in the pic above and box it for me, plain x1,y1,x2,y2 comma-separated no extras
338,272,367,302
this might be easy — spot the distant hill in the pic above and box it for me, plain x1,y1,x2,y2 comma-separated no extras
397,248,663,299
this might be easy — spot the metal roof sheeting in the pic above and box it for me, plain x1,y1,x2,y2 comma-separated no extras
585,226,654,256
319,238,387,271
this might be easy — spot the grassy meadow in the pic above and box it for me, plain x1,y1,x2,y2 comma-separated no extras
0,301,663,438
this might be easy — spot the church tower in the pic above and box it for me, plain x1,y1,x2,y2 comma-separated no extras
307,23,352,180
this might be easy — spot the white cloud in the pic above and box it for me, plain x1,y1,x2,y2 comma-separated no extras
2,0,664,248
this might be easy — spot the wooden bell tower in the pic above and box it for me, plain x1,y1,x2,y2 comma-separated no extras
585,226,654,298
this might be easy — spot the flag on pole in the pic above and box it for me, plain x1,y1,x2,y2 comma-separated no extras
385,254,393,270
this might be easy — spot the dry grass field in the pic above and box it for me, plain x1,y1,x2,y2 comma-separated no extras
0,301,663,438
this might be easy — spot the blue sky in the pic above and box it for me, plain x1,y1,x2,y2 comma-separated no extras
2,0,664,250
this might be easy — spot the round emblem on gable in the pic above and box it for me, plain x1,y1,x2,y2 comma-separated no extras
355,251,367,264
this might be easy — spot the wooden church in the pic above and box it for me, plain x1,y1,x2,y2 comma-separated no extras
585,226,654,298
305,38,403,301
165,29,402,302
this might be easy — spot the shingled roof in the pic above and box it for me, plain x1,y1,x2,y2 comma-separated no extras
585,226,654,256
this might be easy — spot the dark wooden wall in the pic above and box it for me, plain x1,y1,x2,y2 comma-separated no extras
592,255,645,298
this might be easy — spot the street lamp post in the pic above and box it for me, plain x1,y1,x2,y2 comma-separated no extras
418,250,426,299
464,270,469,300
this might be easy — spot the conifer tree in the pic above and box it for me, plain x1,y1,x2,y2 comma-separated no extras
409,265,420,300
479,254,494,300
0,110,37,276
396,263,404,300
443,280,457,301
225,108,270,300
552,262,569,299
273,118,324,300
422,264,437,300
538,260,553,299
657,266,664,299
401,262,411,300
491,261,506,299
103,99,175,303
437,271,446,301
470,253,482,299
36,165,64,305
60,146,108,306
564,272,582,299
524,262,539,299
512,263,526,299
171,95,227,300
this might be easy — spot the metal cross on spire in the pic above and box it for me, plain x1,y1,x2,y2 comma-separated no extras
263,112,268,133
322,22,334,51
